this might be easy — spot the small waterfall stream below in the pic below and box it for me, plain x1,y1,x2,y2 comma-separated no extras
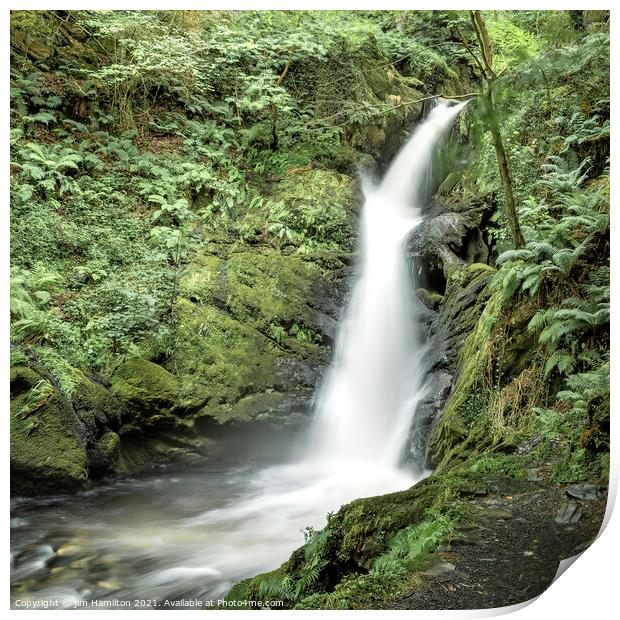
11,100,466,608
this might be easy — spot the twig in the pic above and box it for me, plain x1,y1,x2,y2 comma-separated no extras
380,92,480,112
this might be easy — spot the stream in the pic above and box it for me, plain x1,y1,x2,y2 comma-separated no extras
11,459,414,608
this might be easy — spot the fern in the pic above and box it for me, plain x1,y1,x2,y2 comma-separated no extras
495,249,533,266
544,349,576,377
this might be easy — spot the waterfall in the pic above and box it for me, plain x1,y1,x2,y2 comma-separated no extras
308,99,468,471
8,100,469,605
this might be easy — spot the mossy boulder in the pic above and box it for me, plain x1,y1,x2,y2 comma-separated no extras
416,287,444,310
173,238,349,425
10,365,88,495
221,392,286,424
71,375,123,432
110,359,179,425
88,430,121,475
225,250,321,336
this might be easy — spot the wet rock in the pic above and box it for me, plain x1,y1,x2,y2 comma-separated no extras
407,199,492,285
10,366,89,495
88,431,121,477
409,371,453,460
310,266,356,323
274,357,322,389
96,579,122,591
416,287,444,311
56,543,81,557
566,484,606,501
555,502,583,525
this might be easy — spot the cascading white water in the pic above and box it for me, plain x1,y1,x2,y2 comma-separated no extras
308,99,468,471
11,100,468,607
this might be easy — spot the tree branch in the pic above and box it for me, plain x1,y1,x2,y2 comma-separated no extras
386,92,480,112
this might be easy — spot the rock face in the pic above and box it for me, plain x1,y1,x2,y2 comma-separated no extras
406,196,496,466
407,197,493,293
111,359,179,427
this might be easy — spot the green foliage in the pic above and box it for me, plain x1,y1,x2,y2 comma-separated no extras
372,513,451,574
494,156,608,305
485,17,540,73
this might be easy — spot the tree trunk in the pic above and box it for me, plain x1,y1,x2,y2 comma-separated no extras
468,10,524,249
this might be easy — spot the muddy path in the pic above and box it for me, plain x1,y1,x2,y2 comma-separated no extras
389,481,607,610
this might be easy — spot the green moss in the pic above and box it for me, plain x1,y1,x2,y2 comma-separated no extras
223,392,286,424
416,287,444,310
225,250,319,335
172,237,334,422
111,359,178,421
97,431,120,461
224,472,470,609
172,298,279,413
467,262,497,274
72,375,123,429
265,169,357,255
178,253,223,305
428,288,502,468
468,453,528,479
303,516,450,609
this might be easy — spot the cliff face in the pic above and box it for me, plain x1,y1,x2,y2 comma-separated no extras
9,8,610,612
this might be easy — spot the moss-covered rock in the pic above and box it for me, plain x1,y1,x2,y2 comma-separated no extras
426,268,548,473
225,250,321,336
10,366,88,495
410,263,496,465
171,297,279,414
416,287,444,310
223,392,287,424
172,232,349,426
88,430,121,475
72,375,123,432
110,359,179,425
